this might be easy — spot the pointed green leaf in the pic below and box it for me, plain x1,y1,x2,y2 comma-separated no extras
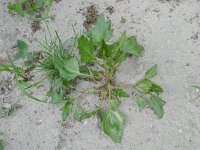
150,83,163,94
150,95,166,118
86,15,113,46
16,40,28,59
135,79,163,94
136,96,146,110
78,35,94,64
119,32,143,57
61,99,74,121
74,105,84,122
102,110,125,143
145,64,157,79
113,88,129,98
17,40,28,51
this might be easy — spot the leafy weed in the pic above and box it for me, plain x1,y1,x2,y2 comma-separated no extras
0,16,166,143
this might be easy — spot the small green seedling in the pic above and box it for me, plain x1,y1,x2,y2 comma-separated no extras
16,40,33,61
8,0,53,20
0,16,166,143
120,16,126,24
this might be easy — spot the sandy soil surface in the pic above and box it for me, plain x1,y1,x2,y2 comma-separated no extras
1,0,200,150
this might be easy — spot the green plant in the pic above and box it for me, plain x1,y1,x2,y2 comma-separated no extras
72,16,166,142
120,16,126,24
37,29,91,103
8,0,53,20
0,138,3,150
0,40,45,102
0,16,166,143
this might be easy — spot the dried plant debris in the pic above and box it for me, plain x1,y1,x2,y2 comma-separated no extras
106,6,114,15
83,4,99,30
0,76,14,95
31,21,42,32
1,103,23,118
0,55,7,63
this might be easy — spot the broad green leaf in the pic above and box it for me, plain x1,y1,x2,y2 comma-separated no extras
119,32,143,57
15,4,24,17
109,99,120,110
145,64,157,79
17,40,28,51
74,105,84,122
150,83,163,94
136,96,146,110
61,99,74,121
55,58,83,81
135,79,163,94
135,79,153,94
86,15,113,46
113,88,129,98
102,110,125,143
16,40,28,59
78,35,94,64
150,95,166,118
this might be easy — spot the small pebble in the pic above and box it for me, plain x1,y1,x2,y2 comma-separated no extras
36,119,42,125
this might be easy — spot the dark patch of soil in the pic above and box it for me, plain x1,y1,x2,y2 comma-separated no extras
31,21,41,33
83,4,99,30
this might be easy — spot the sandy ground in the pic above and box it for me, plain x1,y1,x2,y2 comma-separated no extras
1,0,200,149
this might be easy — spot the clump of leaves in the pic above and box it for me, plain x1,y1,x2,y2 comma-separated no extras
0,40,46,103
8,0,53,20
73,15,166,142
0,16,166,143
37,30,91,103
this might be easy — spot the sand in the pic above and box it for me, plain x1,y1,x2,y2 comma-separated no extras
1,0,200,149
